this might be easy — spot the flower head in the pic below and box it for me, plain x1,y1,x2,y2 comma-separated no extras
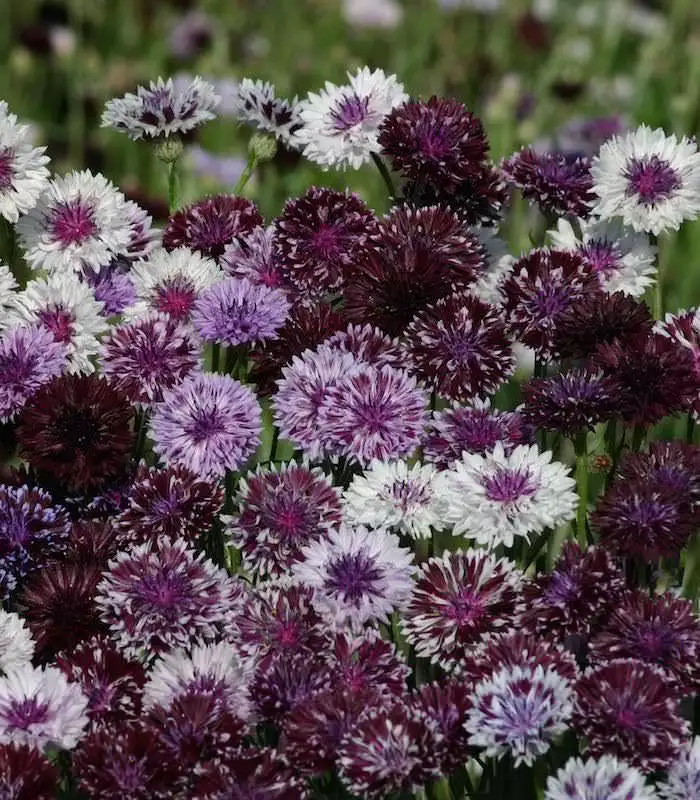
545,756,657,800
412,679,472,773
222,224,290,290
229,78,301,143
658,737,700,800
102,75,219,140
0,610,34,676
293,524,414,630
591,124,700,234
82,259,137,316
322,323,404,369
329,630,410,697
251,651,333,722
150,373,261,478
66,520,120,567
293,67,407,170
0,743,59,799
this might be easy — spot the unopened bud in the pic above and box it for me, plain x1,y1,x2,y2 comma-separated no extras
248,133,277,164
155,137,184,164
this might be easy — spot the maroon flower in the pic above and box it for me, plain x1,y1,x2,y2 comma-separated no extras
412,679,472,773
328,631,410,698
163,195,263,261
0,743,59,800
622,441,700,505
322,323,404,370
66,520,120,567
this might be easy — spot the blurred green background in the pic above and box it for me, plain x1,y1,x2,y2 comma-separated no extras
2,0,700,310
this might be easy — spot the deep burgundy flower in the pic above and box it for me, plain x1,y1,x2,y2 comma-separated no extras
322,323,404,370
501,248,601,360
621,441,700,506
521,368,620,435
405,292,515,401
66,520,120,567
163,195,263,261
55,635,146,729
589,590,700,695
344,205,484,336
501,148,595,218
551,291,654,360
16,562,104,660
412,679,472,773
116,463,224,547
520,543,627,641
593,332,700,427
17,375,134,492
328,631,410,698
0,743,59,799
378,97,488,192
574,659,688,773
274,187,378,297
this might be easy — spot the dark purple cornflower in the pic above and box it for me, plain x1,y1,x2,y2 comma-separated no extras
192,276,291,346
338,701,442,797
222,225,291,291
593,332,700,427
16,563,104,660
522,368,620,435
412,679,472,773
318,363,428,466
163,195,263,261
101,315,200,405
589,590,700,695
66,520,120,567
422,401,533,469
73,721,180,799
0,325,66,422
574,659,688,773
322,323,404,369
501,148,595,218
0,743,59,799
82,258,137,316
551,291,654,360
501,248,601,361
401,549,523,670
0,484,70,599
55,635,146,729
378,97,488,192
116,463,224,548
226,462,342,578
661,308,700,418
343,205,485,336
405,292,515,402
520,543,627,641
622,441,700,506
328,631,410,698
274,187,377,297
17,375,134,492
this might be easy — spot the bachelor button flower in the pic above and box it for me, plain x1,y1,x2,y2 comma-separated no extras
318,363,428,466
127,246,223,323
660,308,700,419
405,292,515,402
501,148,595,218
16,170,133,274
343,460,446,539
574,659,688,773
101,75,220,140
591,125,700,235
223,225,289,290
322,323,404,369
82,260,137,316
96,537,244,658
0,101,50,223
101,315,200,406
192,276,291,346
163,195,263,262
18,375,133,491
3,273,107,374
274,187,377,297
293,524,414,631
150,373,260,478
465,664,574,766
0,611,34,676
589,590,700,696
116,463,223,547
412,679,472,774
0,743,58,799
658,737,700,800
0,664,88,751
330,630,410,698
548,217,657,298
66,520,120,567
293,66,408,170
401,549,522,669
438,443,577,550
0,325,66,422
422,399,532,469
545,756,657,800
229,78,301,144
224,462,343,579
0,264,17,310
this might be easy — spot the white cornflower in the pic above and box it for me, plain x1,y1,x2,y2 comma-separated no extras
343,460,448,539
437,443,577,549
127,246,223,322
101,75,220,140
658,736,700,800
546,755,658,800
230,79,301,144
293,67,407,170
591,125,700,235
0,264,17,318
3,273,107,374
0,102,50,223
468,226,515,306
548,217,657,298
0,610,34,675
16,170,133,274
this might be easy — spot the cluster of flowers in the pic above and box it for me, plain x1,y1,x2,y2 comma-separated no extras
2,66,700,799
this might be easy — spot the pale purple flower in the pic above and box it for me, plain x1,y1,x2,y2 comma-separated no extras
546,755,657,800
658,736,700,800
222,225,289,290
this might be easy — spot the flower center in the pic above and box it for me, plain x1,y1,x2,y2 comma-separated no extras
6,697,51,729
187,410,225,443
633,623,675,661
581,239,620,278
137,571,188,611
416,126,452,160
325,551,384,605
385,478,432,513
0,149,14,189
532,286,569,317
51,201,97,246
445,588,484,623
38,306,74,344
267,498,314,541
331,92,370,132
53,409,100,450
483,467,538,503
447,332,477,365
311,224,343,259
543,571,578,605
625,155,681,206
154,277,198,320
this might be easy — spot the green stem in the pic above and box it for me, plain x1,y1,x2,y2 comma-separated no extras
574,430,589,550
428,777,453,800
651,234,663,320
211,343,220,373
687,414,696,445
133,409,149,463
269,425,280,464
371,152,396,200
233,157,258,196
631,424,646,452
167,161,180,213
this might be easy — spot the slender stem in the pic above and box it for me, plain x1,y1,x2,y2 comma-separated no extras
430,390,437,412
269,426,280,464
631,424,646,452
574,430,589,550
167,161,180,213
133,409,149,463
211,343,220,373
371,152,396,200
233,157,258,196
687,414,696,445
651,234,663,320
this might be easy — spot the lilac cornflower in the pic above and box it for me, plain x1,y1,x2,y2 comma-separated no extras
545,756,657,800
223,225,289,290
82,260,137,316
